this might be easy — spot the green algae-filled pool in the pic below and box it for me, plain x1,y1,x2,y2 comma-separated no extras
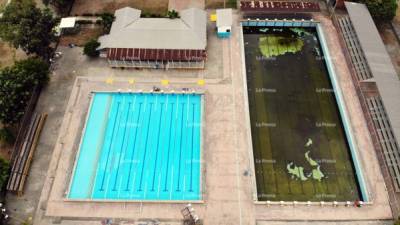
68,92,202,201
243,26,361,201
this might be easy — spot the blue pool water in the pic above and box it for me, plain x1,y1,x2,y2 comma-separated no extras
68,92,202,201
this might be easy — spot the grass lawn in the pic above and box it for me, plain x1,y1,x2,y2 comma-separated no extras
71,0,168,16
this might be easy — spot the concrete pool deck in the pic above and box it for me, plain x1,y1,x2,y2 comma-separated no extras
13,10,392,225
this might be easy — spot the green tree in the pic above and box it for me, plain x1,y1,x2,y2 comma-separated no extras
0,127,15,145
227,0,237,8
355,0,398,22
100,12,115,33
0,157,9,189
83,39,101,57
44,0,73,13
0,0,57,60
0,58,49,125
166,10,179,19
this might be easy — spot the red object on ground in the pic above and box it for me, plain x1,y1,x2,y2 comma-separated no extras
354,200,361,207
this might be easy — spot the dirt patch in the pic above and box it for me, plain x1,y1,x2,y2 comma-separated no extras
71,0,168,15
59,25,103,47
205,0,236,9
378,23,400,79
0,0,7,10
0,124,12,161
0,41,27,69
0,144,11,161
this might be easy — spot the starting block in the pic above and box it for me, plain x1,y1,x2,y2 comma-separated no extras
197,79,205,86
161,80,169,85
106,77,114,84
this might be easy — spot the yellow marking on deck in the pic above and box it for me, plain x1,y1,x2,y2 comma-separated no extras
161,79,169,85
210,14,217,22
197,79,205,86
106,77,114,84
128,79,135,85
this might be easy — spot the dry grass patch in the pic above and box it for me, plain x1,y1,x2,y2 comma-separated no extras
0,124,12,161
378,23,400,79
59,25,103,47
205,0,224,9
205,0,237,9
0,41,27,69
71,0,168,15
0,0,7,11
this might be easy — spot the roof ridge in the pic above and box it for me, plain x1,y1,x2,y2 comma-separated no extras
179,8,205,45
180,16,193,29
123,17,140,28
99,7,207,50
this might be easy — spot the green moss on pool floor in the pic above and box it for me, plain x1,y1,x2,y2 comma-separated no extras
259,35,304,58
243,26,361,201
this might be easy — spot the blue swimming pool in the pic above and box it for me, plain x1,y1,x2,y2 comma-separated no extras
68,92,203,201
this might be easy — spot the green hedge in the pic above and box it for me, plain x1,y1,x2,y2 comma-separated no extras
0,127,15,145
0,58,49,125
0,158,9,190
83,39,101,57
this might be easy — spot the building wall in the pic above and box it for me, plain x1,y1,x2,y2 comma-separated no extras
104,47,207,69
107,59,205,69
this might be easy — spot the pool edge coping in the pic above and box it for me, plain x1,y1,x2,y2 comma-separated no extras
65,92,95,199
66,91,206,202
61,198,205,204
239,24,259,202
316,23,368,202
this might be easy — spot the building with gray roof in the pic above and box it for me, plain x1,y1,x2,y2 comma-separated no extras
98,7,207,69
337,1,400,193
